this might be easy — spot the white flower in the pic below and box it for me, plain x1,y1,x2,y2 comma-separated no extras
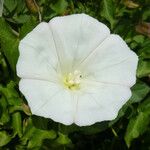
17,14,138,126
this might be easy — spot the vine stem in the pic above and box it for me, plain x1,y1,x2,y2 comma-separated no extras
33,0,42,22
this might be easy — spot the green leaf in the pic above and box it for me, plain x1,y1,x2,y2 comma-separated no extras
139,48,150,59
12,112,22,138
21,118,56,149
101,0,116,29
0,81,22,106
56,132,71,145
125,111,150,147
13,14,30,24
133,35,145,44
31,115,49,130
4,0,17,13
0,131,11,146
125,97,150,147
0,18,19,72
0,81,31,116
138,39,150,59
137,60,150,78
138,97,150,115
19,16,37,39
50,0,68,15
0,96,10,124
129,81,150,103
0,0,4,17
142,8,150,21
15,0,26,14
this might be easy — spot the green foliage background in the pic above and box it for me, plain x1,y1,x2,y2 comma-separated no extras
0,0,150,149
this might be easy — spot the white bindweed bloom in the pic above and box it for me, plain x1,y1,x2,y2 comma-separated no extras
17,14,138,126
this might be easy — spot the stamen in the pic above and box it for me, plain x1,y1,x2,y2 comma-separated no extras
63,70,82,90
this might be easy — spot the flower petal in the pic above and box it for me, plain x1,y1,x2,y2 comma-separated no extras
79,35,138,87
49,14,110,73
17,22,60,81
17,14,138,126
19,79,75,125
75,81,131,126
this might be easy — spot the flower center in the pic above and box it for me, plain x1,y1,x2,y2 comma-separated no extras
63,70,82,90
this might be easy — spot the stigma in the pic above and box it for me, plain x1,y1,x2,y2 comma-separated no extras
63,70,82,90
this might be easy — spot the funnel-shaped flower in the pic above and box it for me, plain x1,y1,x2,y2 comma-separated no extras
17,14,138,126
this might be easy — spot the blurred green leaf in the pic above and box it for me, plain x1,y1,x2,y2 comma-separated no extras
125,112,150,147
137,60,150,78
4,0,17,13
15,0,26,14
125,97,150,147
0,81,31,118
13,14,30,24
0,0,4,17
129,81,150,103
138,39,150,59
139,49,150,59
0,131,11,146
50,0,68,15
0,96,10,124
56,132,71,145
0,18,19,72
12,112,22,138
142,8,150,21
21,118,56,149
101,0,116,29
133,35,145,44
32,115,49,130
138,97,150,114
0,81,22,106
19,16,37,39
